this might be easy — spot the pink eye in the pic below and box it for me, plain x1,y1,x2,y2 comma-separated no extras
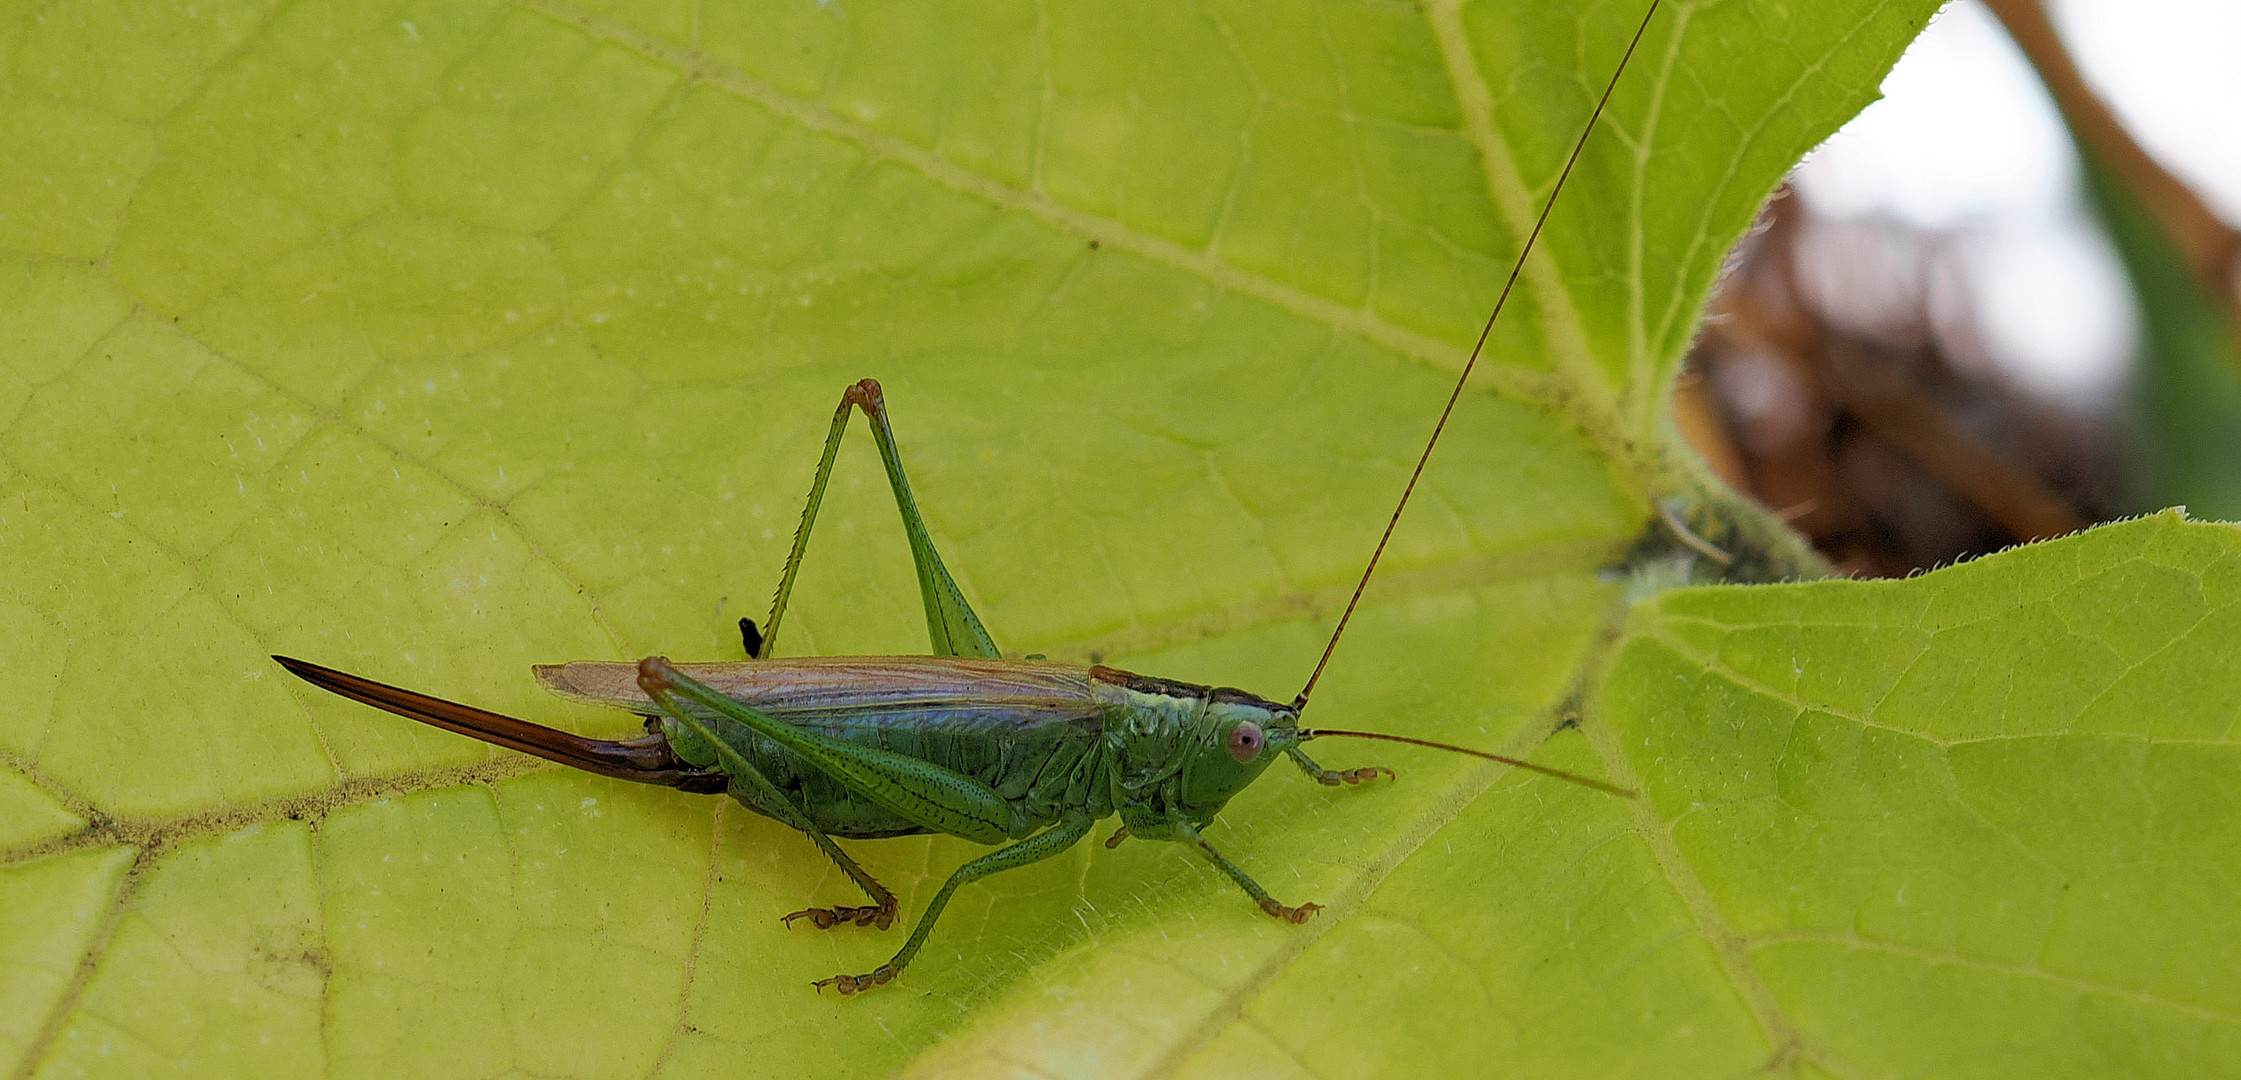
1226,721,1265,763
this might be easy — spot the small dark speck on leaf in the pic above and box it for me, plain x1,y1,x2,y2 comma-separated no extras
1087,239,1100,250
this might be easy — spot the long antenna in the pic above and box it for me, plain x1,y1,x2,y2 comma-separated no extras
1301,728,1636,798
1293,0,1664,712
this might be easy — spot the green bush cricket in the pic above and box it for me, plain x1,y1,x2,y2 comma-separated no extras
276,0,1661,996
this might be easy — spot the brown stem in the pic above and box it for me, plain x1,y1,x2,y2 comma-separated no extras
1981,0,2241,314
1707,212,2089,547
1822,341,2087,542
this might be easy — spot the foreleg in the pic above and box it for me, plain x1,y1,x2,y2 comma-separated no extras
1284,745,1394,787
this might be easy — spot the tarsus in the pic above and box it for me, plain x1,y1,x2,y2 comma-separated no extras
1293,0,1665,712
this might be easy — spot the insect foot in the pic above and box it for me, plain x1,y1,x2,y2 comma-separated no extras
813,964,898,995
783,904,896,930
1259,898,1323,924
1316,766,1395,787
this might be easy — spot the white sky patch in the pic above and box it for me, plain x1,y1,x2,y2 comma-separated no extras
1960,216,2139,402
1798,2,2075,226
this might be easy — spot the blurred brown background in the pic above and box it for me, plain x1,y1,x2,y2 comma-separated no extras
1679,0,2241,578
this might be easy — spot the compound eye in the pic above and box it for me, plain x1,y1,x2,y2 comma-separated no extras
1226,721,1265,763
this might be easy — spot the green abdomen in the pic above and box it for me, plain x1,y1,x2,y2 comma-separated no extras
678,702,1113,839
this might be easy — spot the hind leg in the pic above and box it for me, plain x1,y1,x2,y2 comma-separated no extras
756,379,1000,661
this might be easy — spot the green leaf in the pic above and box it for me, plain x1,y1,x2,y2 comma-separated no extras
2079,144,2241,519
14,1,2232,1078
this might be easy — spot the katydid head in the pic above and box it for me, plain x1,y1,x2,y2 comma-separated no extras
1174,690,1303,819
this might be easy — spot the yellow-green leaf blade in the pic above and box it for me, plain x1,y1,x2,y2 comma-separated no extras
0,0,2075,1077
